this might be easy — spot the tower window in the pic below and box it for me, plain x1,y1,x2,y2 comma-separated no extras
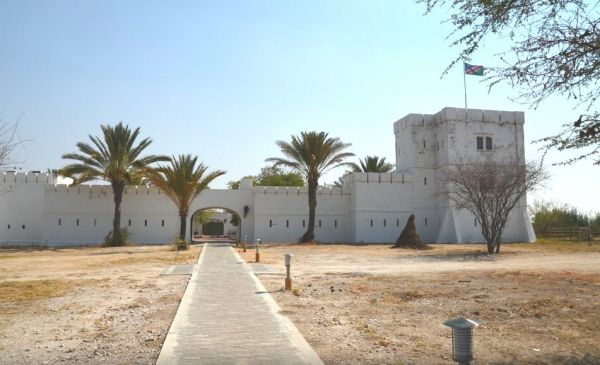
370,219,373,227
424,177,427,185
58,218,61,226
128,219,132,227
396,218,399,227
94,218,97,226
161,219,165,227
477,136,493,151
485,136,493,150
383,219,386,227
303,220,306,228
76,218,79,226
318,220,322,228
269,219,272,228
425,218,428,226
286,219,289,228
144,219,148,227
334,220,337,228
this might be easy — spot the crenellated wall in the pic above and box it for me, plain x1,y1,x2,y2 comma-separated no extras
0,107,535,246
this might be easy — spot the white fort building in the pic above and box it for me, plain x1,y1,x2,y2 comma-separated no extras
0,107,535,246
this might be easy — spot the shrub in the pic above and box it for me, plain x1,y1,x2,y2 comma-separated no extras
172,237,189,251
104,228,130,247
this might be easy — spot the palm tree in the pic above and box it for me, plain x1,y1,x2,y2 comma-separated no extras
266,131,354,243
146,154,225,241
61,122,167,246
352,155,394,172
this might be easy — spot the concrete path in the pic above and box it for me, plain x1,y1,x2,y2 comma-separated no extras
156,243,324,365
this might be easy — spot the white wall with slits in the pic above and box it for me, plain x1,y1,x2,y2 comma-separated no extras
0,107,536,246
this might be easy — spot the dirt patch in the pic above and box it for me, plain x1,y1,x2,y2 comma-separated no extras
246,243,600,364
0,244,200,364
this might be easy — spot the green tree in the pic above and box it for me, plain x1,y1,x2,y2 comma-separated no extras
255,166,304,186
266,131,354,242
146,154,225,241
352,155,394,173
418,0,600,164
61,122,167,246
227,176,254,190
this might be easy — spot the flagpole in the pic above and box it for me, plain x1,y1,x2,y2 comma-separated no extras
463,63,468,122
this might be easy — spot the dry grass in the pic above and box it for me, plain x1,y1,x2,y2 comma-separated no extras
0,279,78,304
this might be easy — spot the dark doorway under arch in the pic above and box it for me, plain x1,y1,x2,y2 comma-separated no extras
190,207,241,244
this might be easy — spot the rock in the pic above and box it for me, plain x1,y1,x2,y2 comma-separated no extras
393,214,429,249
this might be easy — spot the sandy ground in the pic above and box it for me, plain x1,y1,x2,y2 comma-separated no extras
0,244,200,365
238,242,600,365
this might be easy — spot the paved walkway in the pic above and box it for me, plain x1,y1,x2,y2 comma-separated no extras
156,243,324,365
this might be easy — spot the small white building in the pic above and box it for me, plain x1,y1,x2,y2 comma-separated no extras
0,107,535,246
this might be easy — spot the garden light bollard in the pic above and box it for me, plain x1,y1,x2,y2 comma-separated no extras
443,317,480,365
284,253,293,291
255,239,261,263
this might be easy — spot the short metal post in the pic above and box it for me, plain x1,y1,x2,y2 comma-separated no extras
444,317,480,365
284,253,293,290
243,235,247,252
255,239,261,263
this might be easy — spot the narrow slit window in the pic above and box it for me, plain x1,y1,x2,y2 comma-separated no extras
58,218,62,226
334,220,337,228
424,177,427,185
286,220,289,228
474,219,477,227
22,225,25,230
128,219,132,227
76,218,79,226
425,218,428,226
370,219,373,227
7,224,10,229
383,219,386,227
318,220,322,228
94,218,97,226
303,220,306,228
396,218,399,227
144,219,148,227
161,219,165,227
423,140,426,148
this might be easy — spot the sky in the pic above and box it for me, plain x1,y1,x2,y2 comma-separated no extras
0,1,598,214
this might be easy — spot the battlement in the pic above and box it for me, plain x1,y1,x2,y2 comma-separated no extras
253,185,347,196
1,171,57,184
44,184,164,196
342,172,410,185
394,107,525,133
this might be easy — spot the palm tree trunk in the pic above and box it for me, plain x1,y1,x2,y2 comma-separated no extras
301,178,317,243
111,182,125,246
179,214,187,241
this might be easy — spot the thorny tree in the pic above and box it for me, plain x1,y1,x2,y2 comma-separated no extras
418,0,600,164
446,160,547,254
0,120,21,172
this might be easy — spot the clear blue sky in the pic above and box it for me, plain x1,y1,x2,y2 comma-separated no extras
1,1,598,213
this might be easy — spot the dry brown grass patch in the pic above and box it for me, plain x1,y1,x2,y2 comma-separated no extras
0,279,78,305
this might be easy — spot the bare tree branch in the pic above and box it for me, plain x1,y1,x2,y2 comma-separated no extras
445,159,548,254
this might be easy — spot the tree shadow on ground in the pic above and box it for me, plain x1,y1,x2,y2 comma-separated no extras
409,252,497,263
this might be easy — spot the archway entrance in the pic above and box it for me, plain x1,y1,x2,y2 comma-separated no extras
190,207,241,244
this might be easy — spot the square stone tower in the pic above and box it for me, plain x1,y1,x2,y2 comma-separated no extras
393,107,534,243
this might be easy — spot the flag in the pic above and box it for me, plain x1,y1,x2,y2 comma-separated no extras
464,63,484,76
